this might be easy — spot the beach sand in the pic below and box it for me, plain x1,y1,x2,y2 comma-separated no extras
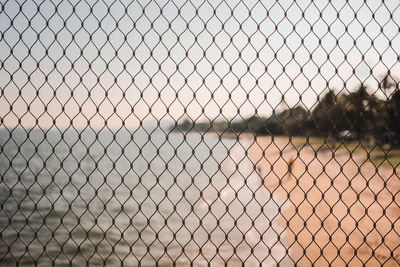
244,135,400,266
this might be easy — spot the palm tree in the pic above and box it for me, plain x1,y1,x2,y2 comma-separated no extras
379,71,399,146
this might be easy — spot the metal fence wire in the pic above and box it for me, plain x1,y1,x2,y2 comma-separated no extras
1,0,400,266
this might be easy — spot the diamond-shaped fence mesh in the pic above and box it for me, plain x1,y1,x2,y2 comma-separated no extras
1,0,400,266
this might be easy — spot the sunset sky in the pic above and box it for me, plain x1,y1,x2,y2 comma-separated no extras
1,0,399,129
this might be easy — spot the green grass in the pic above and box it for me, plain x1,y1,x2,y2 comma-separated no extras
289,136,400,167
368,147,400,167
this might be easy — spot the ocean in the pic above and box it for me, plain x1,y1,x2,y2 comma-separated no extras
0,127,290,266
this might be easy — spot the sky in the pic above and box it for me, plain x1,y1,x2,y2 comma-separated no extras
1,0,400,129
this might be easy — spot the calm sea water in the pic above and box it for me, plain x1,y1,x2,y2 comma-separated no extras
0,128,290,266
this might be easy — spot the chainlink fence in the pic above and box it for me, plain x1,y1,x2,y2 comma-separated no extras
1,0,400,266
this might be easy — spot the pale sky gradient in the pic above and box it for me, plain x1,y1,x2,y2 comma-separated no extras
1,0,400,129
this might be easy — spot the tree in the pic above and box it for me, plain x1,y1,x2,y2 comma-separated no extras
342,85,378,139
311,90,348,137
379,71,399,146
387,87,400,146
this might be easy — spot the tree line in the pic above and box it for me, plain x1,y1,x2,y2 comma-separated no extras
171,72,400,146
